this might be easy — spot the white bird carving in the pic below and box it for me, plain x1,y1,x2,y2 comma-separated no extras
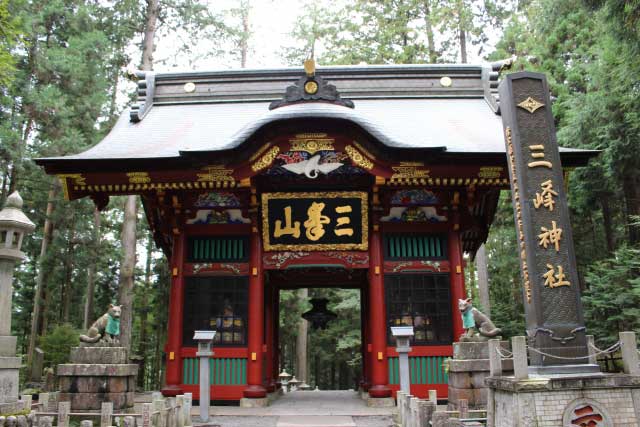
281,154,343,179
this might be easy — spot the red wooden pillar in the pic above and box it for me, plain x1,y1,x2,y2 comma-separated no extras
244,229,267,398
265,280,276,392
162,233,186,396
272,287,281,388
367,225,391,398
360,286,370,391
448,213,466,341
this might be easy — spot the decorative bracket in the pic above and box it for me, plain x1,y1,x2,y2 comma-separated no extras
269,74,354,110
130,71,156,122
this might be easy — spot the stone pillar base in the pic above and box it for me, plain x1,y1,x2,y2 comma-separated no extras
487,373,640,426
448,341,513,410
0,355,21,411
239,397,269,408
366,397,395,408
57,347,138,410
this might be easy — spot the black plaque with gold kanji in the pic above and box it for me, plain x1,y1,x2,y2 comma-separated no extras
261,191,368,251
499,72,591,367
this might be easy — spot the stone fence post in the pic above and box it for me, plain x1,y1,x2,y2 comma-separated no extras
512,336,528,380
141,403,152,427
428,389,437,404
57,402,70,427
100,402,112,427
183,393,192,427
488,339,502,377
38,393,49,412
586,335,597,365
619,331,640,375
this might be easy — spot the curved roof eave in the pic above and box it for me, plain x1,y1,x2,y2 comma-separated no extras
178,102,446,157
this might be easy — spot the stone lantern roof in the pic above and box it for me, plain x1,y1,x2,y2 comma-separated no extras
0,192,35,233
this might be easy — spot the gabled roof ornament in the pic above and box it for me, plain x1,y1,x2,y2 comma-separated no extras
129,69,156,123
269,59,354,110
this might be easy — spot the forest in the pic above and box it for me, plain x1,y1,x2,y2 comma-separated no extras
1,0,639,391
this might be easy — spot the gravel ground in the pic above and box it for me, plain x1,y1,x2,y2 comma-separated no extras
196,416,278,427
195,415,394,427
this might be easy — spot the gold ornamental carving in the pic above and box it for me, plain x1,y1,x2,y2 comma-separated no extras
196,165,235,182
249,143,272,162
289,134,335,154
251,146,280,172
57,173,87,186
390,166,430,179
478,167,503,179
126,172,151,184
352,141,376,160
345,145,373,170
517,97,545,114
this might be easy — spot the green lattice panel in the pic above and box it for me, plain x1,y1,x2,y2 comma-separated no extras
182,358,247,385
388,356,449,385
384,235,446,260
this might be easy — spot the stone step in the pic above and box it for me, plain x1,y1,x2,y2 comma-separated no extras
276,416,355,427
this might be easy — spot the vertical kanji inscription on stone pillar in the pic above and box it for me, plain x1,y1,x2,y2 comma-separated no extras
499,72,589,366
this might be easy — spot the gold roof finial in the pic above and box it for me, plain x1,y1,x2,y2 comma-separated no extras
304,58,316,77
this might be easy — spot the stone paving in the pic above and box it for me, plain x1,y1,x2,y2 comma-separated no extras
190,391,395,427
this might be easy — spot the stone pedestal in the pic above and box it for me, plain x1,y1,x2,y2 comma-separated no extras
448,341,513,410
487,373,640,427
0,335,21,415
57,347,138,410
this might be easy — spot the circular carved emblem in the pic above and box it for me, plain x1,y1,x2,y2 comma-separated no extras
562,398,612,427
304,80,319,94
183,82,196,93
440,76,452,87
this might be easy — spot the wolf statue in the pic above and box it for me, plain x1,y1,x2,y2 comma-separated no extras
80,304,121,345
458,298,501,342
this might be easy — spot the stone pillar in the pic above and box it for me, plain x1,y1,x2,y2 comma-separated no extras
448,215,466,341
367,225,391,399
242,229,267,401
0,192,35,414
163,233,186,396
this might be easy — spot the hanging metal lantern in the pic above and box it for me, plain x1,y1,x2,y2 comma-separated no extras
302,298,337,330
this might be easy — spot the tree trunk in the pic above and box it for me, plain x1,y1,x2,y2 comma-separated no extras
118,195,138,350
138,233,153,388
599,196,615,253
622,174,640,245
423,0,438,63
27,180,59,367
83,208,101,329
296,288,308,384
62,220,76,323
141,0,160,71
240,0,250,68
475,244,491,316
459,25,467,63
117,0,158,352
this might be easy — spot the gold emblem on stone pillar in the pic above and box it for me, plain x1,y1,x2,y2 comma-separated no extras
517,97,545,113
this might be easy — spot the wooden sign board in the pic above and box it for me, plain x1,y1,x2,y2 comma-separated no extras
261,191,368,251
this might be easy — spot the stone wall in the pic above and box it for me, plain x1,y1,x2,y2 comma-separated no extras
489,374,640,427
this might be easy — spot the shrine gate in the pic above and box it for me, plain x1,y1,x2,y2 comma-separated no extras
36,61,594,403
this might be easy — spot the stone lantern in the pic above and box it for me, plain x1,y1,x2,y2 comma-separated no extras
0,192,35,413
391,326,414,394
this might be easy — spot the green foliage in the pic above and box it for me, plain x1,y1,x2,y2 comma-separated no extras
0,0,23,86
39,324,78,369
583,246,640,347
